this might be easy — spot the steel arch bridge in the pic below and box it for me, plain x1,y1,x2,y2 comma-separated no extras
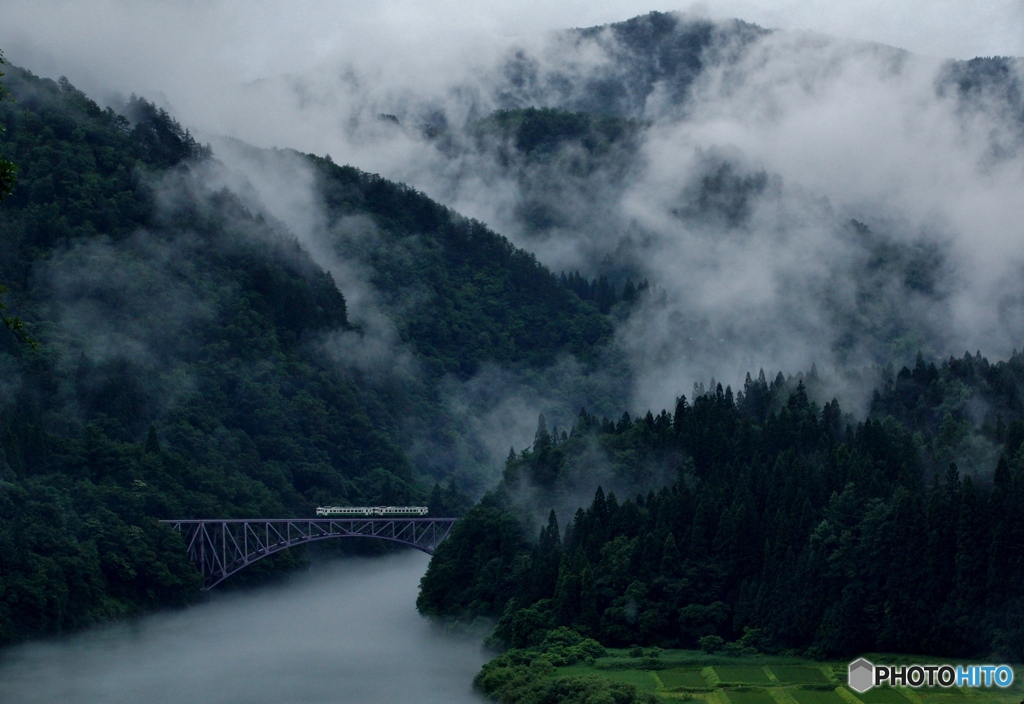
161,518,457,590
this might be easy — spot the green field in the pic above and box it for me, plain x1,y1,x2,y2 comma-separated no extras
770,666,833,683
546,651,1024,704
790,690,847,704
599,669,660,692
559,666,660,692
714,667,772,684
850,688,911,703
658,668,712,688
722,689,777,704
914,694,979,704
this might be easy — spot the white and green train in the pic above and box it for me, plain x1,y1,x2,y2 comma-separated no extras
315,506,429,517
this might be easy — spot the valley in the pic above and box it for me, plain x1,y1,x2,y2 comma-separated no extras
1,6,1023,703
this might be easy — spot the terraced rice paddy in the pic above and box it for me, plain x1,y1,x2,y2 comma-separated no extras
597,669,660,692
556,651,1024,704
713,667,773,684
720,689,777,704
913,694,982,704
657,668,711,688
849,689,911,704
770,666,832,683
789,690,848,704
554,666,661,693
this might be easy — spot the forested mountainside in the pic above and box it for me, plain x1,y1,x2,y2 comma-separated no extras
415,13,1024,389
437,102,972,370
308,153,612,375
494,12,771,118
462,107,644,256
3,7,1024,675
0,64,615,646
419,352,1024,660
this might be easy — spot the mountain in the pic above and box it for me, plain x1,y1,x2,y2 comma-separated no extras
2,7,1024,669
494,12,771,118
0,63,613,645
380,11,1024,410
407,10,1024,670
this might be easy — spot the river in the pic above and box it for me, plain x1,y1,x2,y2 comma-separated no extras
0,551,489,704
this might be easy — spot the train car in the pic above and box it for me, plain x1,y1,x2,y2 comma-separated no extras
315,506,429,517
375,506,429,516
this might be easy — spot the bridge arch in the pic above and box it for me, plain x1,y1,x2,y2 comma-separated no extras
161,518,457,590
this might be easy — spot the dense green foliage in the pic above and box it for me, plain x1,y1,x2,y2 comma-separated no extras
0,66,611,646
872,352,1024,458
309,155,611,376
473,627,655,704
0,65,400,644
560,272,648,316
420,354,1024,660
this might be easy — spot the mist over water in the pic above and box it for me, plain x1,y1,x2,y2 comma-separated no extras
0,552,487,704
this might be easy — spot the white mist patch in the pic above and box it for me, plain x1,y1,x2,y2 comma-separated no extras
608,31,1024,412
3,1,1020,160
697,0,1024,59
0,552,487,704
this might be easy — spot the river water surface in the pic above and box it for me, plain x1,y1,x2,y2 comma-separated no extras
0,551,488,704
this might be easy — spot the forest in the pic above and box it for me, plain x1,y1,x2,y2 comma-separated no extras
0,61,622,646
1,12,1024,693
419,354,1024,660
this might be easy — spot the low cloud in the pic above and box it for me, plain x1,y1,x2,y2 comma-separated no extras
3,3,1023,462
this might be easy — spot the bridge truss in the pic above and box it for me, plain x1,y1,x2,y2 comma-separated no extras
161,517,457,590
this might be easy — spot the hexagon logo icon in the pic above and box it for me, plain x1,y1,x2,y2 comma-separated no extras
848,658,874,693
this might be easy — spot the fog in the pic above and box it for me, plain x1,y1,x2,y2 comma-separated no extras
0,552,487,704
2,3,1024,449
1,5,1021,685
3,1,1021,165
2,0,1021,97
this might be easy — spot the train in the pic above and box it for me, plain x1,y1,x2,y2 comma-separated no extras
315,506,429,517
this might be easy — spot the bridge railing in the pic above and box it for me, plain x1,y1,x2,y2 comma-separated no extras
161,517,457,590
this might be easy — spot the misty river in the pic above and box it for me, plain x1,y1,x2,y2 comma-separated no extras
0,551,488,704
